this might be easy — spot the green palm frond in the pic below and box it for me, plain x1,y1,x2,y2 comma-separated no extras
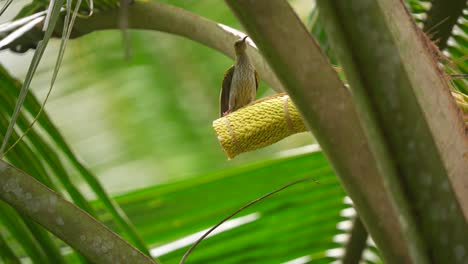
92,151,348,263
0,65,150,258
0,0,467,263
406,0,468,94
445,8,468,94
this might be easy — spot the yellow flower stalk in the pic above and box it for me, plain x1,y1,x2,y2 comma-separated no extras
213,93,307,159
213,91,467,159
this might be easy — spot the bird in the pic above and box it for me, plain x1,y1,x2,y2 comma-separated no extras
220,36,259,117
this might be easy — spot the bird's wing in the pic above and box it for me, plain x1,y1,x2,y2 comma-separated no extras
220,66,235,117
255,70,259,91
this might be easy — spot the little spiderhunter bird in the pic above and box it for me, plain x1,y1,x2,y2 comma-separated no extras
220,36,259,117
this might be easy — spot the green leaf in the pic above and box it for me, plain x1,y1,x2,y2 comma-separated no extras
0,0,64,157
0,64,151,255
95,152,347,263
0,231,21,264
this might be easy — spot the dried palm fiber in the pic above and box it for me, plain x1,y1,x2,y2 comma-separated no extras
213,93,307,159
451,90,468,123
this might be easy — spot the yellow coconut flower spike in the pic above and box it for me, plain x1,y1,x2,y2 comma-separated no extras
213,93,307,159
213,90,468,159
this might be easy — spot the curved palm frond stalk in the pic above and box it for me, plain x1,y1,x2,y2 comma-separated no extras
316,0,468,262
1,0,464,262
306,8,369,263
341,216,370,264
1,0,285,93
330,198,382,264
0,74,96,262
0,66,151,256
0,97,95,214
0,159,156,264
225,0,420,262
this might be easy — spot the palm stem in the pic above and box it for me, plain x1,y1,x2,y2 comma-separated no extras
224,0,416,262
342,216,367,264
423,0,466,50
0,160,156,264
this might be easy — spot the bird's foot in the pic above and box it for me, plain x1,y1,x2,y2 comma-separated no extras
222,111,230,117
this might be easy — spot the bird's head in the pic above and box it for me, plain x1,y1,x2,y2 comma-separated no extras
234,36,248,55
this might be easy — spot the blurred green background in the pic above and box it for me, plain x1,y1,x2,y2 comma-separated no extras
1,0,315,197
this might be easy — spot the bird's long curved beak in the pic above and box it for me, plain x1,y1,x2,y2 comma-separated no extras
242,36,249,42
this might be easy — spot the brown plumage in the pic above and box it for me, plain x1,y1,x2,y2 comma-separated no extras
220,36,259,117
